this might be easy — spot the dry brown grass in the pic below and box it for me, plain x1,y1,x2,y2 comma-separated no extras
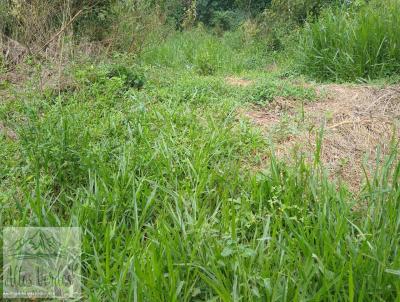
244,84,400,190
0,122,17,140
225,76,254,87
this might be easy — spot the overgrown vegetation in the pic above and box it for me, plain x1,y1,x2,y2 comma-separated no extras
1,0,400,301
299,0,400,81
139,27,268,74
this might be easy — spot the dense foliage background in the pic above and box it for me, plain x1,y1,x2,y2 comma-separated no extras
4,0,395,82
0,0,344,44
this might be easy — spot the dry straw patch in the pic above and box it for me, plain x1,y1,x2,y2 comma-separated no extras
245,84,400,190
225,76,254,87
0,122,17,140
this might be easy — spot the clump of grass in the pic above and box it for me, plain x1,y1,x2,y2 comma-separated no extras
148,70,237,104
298,0,400,82
74,62,145,91
247,78,316,105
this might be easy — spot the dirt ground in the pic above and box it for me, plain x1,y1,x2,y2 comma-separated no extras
225,76,253,87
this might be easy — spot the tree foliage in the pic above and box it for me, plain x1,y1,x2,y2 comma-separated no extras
268,0,342,24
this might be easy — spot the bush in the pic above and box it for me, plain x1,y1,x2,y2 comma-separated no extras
74,63,145,91
298,0,400,81
267,0,338,24
164,0,269,29
210,10,240,31
106,65,145,90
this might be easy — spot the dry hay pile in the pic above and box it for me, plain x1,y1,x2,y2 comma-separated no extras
245,84,400,190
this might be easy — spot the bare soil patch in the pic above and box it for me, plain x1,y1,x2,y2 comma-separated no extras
225,76,253,87
0,122,18,141
244,84,400,190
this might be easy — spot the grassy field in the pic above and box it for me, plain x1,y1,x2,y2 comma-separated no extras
0,27,400,301
1,9,400,302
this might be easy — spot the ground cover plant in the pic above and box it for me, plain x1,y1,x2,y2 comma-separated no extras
1,0,400,301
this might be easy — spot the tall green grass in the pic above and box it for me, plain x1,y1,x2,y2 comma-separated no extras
298,0,400,82
1,60,399,300
139,26,268,75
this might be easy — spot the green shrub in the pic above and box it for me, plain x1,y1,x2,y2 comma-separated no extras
106,65,145,90
74,63,145,91
298,0,400,81
173,0,268,28
267,0,338,24
210,10,242,31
